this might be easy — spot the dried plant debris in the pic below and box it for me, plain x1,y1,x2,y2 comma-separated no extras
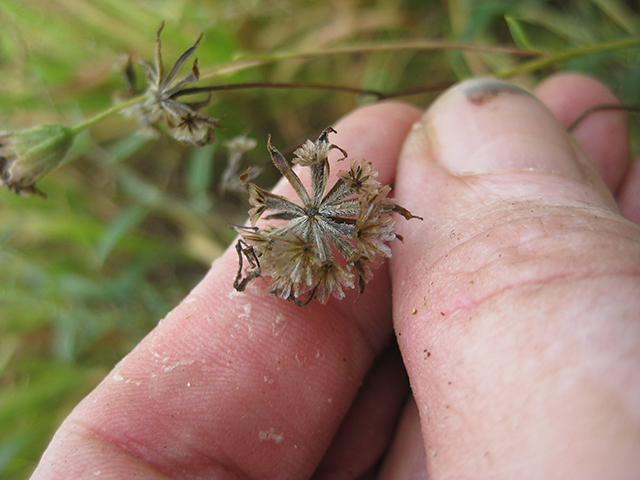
122,21,222,146
232,127,421,306
219,134,261,196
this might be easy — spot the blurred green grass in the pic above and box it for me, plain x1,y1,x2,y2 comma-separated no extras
0,0,639,477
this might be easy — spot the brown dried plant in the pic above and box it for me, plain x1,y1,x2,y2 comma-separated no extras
232,127,421,306
123,21,222,146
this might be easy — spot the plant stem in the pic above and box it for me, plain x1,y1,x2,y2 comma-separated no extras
496,35,640,78
70,94,145,134
568,104,640,131
199,41,542,79
172,81,384,99
66,36,640,136
174,79,459,101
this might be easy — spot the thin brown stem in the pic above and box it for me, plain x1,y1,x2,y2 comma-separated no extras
172,79,456,102
568,104,640,132
172,81,384,99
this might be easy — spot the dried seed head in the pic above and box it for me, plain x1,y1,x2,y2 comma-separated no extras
122,22,222,145
232,127,422,306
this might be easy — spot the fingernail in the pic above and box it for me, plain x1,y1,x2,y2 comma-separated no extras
406,78,586,179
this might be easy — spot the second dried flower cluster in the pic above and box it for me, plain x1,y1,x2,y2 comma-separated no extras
232,127,421,306
123,22,222,146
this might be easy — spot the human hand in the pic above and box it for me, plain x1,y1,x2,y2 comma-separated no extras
385,73,640,479
30,74,640,479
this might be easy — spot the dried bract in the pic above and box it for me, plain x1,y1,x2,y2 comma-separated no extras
232,128,421,306
123,22,222,146
0,125,76,196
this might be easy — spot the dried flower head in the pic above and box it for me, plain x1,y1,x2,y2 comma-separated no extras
123,22,222,146
232,127,421,306
0,124,76,196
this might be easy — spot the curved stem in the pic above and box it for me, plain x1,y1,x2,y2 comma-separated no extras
70,94,145,135
568,104,640,132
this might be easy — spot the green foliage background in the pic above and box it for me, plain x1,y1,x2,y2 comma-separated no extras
0,0,638,477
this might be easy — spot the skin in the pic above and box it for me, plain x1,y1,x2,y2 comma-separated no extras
30,73,640,479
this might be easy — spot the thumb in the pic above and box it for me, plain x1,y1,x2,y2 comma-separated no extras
390,79,640,477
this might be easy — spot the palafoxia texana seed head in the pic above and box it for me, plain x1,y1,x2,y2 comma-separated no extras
231,127,421,306
122,21,222,146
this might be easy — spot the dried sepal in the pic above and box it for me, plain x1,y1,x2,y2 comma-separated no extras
241,176,304,226
391,203,422,221
233,238,262,292
267,136,311,205
232,128,421,306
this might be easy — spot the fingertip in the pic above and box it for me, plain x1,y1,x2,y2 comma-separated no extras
401,78,585,177
535,72,621,128
391,77,622,329
535,72,631,192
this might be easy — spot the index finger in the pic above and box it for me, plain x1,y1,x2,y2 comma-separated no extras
30,101,422,480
